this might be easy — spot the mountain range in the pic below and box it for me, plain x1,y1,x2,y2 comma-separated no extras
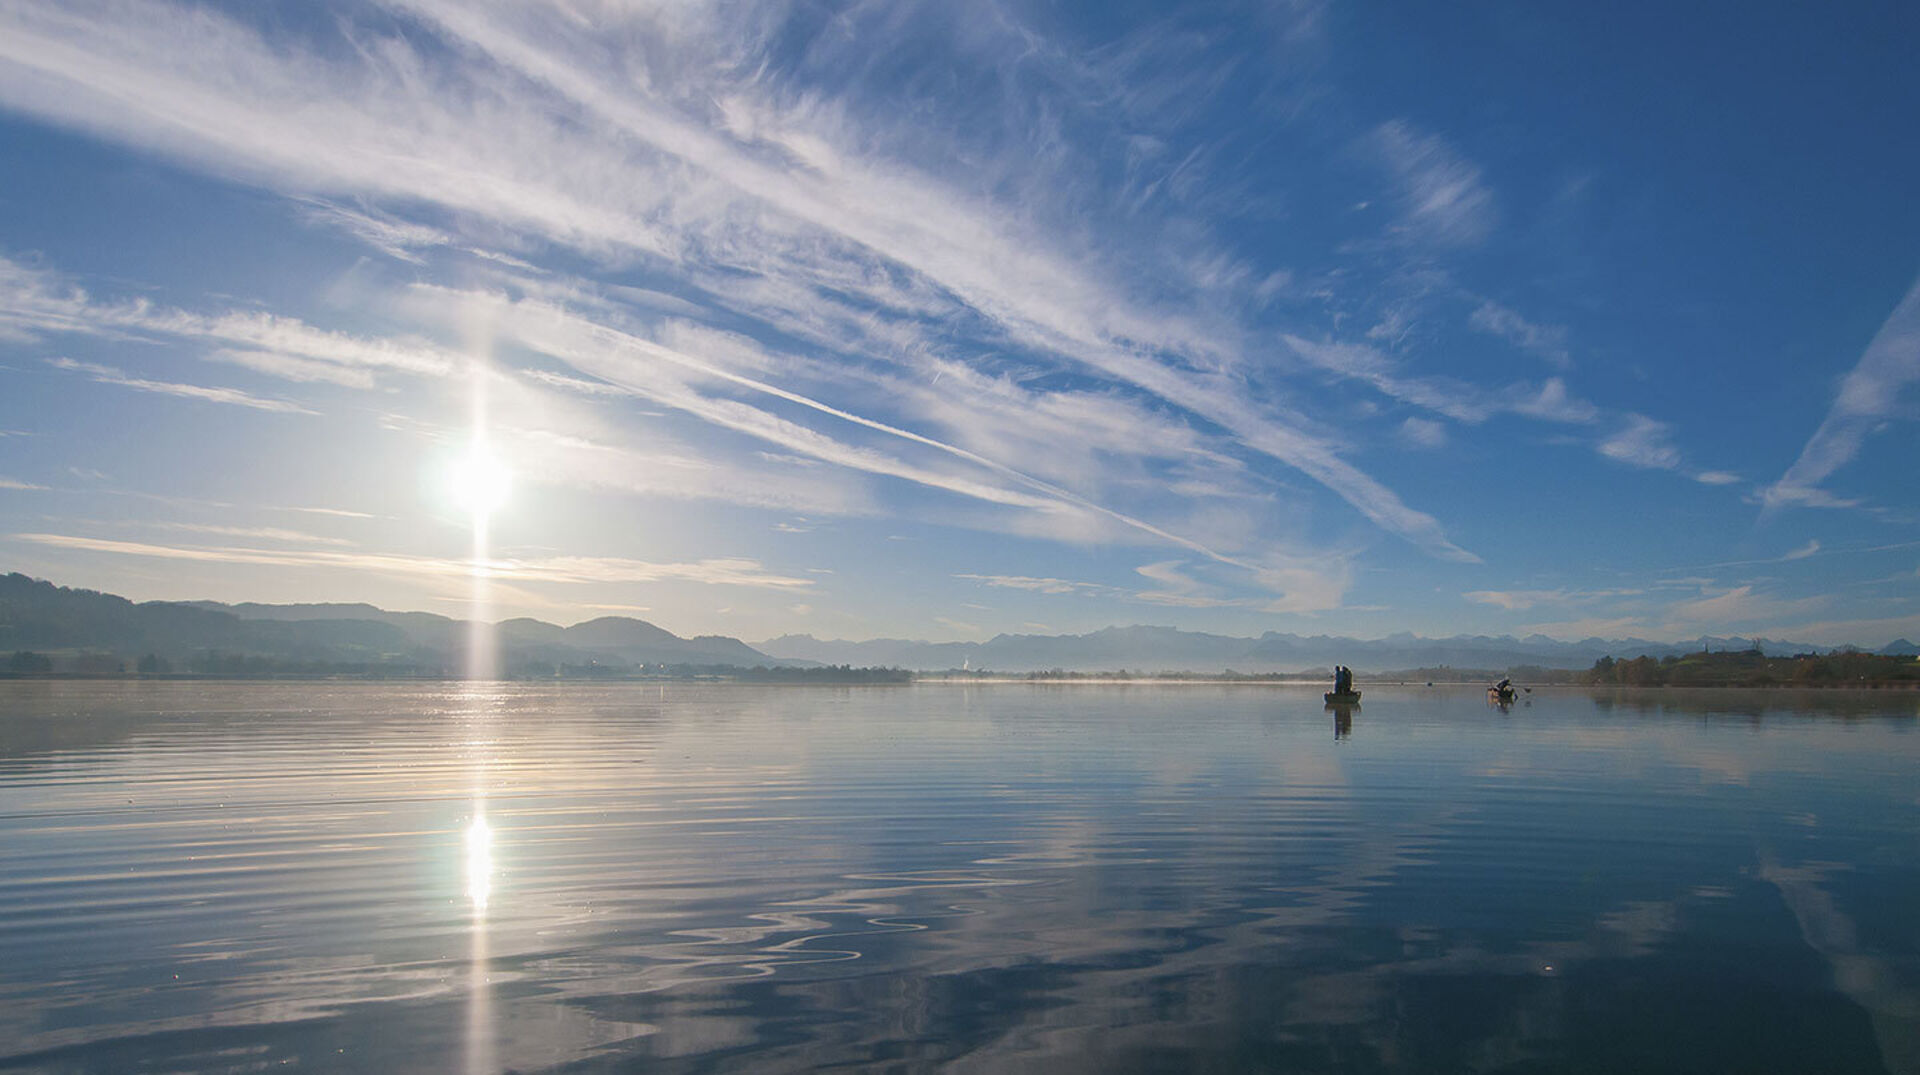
3,572,1914,675
0,573,784,673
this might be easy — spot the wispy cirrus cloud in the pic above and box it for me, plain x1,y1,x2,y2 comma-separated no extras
1284,334,1676,478
2,255,459,386
959,556,1349,615
1464,587,1645,612
1594,413,1743,487
406,2,1471,561
0,0,1473,571
1764,274,1920,512
151,522,356,546
208,349,377,390
46,357,315,414
1597,414,1683,471
1514,615,1654,640
1398,417,1448,449
954,573,1114,597
1658,585,1831,632
1468,300,1571,369
1368,119,1496,247
282,506,378,519
295,199,453,264
504,424,872,517
1781,539,1821,561
1509,377,1601,424
1466,589,1564,612
1134,560,1245,609
1693,540,1845,570
416,284,1273,570
1282,334,1487,423
12,533,816,590
1509,579,1890,644
1753,612,1920,648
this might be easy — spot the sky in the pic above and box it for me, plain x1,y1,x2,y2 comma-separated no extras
1,0,1917,646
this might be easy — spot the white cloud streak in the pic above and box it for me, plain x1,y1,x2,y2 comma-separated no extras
296,199,453,263
1463,587,1644,612
209,349,378,389
1468,300,1571,369
1509,377,1601,424
1369,119,1496,246
956,573,1116,596
1764,274,1920,511
1658,585,1830,632
282,506,378,519
1398,417,1448,448
151,523,356,546
1597,414,1682,471
46,357,315,414
12,532,816,590
1782,539,1821,561
1,255,459,385
1133,559,1243,608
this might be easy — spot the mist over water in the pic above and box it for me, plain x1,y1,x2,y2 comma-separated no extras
1,682,1915,1073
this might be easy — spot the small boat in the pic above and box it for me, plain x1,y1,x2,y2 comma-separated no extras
1488,686,1515,703
1324,690,1361,705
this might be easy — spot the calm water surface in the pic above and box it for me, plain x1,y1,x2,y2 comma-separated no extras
1,681,1916,1073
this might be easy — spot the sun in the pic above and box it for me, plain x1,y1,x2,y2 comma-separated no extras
449,443,512,519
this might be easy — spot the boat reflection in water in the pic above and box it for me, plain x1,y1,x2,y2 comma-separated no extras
1325,696,1358,739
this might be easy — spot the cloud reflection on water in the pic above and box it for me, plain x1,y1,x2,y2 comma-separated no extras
0,683,1913,1072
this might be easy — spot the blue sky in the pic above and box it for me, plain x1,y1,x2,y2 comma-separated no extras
1,0,1917,645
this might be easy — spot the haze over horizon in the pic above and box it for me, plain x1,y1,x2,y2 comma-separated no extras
3,2,1918,648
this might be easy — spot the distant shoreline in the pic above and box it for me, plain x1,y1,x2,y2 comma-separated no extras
4,672,1917,690
8,574,1917,686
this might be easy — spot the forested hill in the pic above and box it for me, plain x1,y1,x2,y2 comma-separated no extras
0,573,790,675
1584,649,1920,687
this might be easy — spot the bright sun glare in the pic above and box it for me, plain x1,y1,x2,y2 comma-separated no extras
450,445,512,519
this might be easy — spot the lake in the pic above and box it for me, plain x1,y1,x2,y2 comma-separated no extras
1,681,1916,1073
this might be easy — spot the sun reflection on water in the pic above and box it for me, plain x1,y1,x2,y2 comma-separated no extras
457,667,500,1072
465,811,493,915
463,799,496,1075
